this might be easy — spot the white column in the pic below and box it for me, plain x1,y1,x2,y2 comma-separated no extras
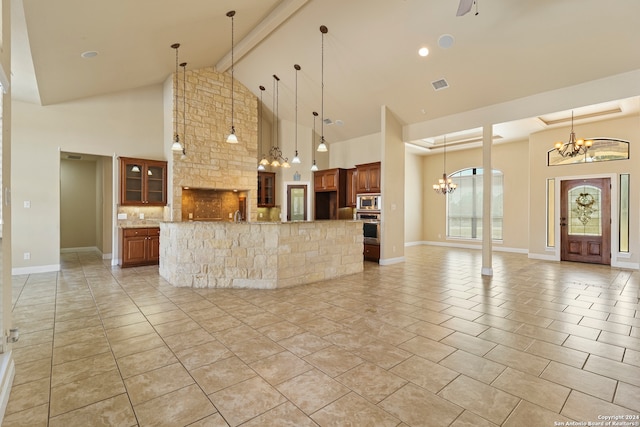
481,124,493,276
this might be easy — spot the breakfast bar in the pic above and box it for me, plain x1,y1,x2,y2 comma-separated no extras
159,220,364,289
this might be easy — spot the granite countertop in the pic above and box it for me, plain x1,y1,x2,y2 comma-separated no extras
119,220,161,229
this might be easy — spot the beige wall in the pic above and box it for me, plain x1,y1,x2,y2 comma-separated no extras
380,107,404,263
404,152,423,244
329,132,381,169
422,139,530,251
12,85,164,272
528,114,640,266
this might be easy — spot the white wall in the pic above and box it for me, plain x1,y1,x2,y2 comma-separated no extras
329,132,381,169
404,151,423,244
12,84,165,273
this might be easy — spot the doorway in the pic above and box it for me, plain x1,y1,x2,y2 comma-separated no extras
287,185,307,221
560,178,611,265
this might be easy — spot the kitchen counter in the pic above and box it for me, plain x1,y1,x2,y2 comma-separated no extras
159,220,364,289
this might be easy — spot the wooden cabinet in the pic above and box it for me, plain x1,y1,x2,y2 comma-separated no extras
363,243,380,262
121,227,160,267
346,168,357,208
314,168,346,192
356,162,381,194
314,168,347,220
257,172,276,207
120,157,167,206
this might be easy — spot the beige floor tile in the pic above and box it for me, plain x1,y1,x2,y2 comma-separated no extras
311,392,400,426
12,342,53,365
493,367,570,412
391,354,459,392
440,331,497,356
398,336,456,362
503,400,574,427
125,362,194,405
133,383,217,427
211,377,288,425
1,403,49,427
561,391,636,423
579,316,632,335
440,317,490,336
227,335,284,364
478,327,535,351
191,355,256,394
404,320,455,341
514,323,568,345
584,354,640,387
51,352,117,387
13,358,52,386
104,321,155,343
186,412,229,427
303,345,364,377
146,308,190,325
351,339,413,369
563,335,626,361
277,369,350,414
48,393,136,427
53,315,102,333
624,349,640,367
485,344,550,376
439,349,505,383
50,369,125,417
198,315,244,334
278,331,332,357
438,375,520,425
451,410,498,427
101,311,147,330
52,336,111,365
613,381,640,413
116,345,178,378
598,330,640,352
109,332,166,359
541,360,617,401
257,320,304,341
213,324,263,346
12,328,53,349
153,317,202,337
250,350,312,385
525,340,588,368
163,327,215,351
381,383,464,427
5,377,50,416
337,362,408,403
174,339,232,371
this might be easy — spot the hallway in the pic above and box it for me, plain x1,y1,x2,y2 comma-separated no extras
4,246,640,426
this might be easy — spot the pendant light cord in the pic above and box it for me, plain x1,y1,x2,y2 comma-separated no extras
230,11,235,130
295,65,299,153
172,44,180,141
181,62,187,151
320,26,326,142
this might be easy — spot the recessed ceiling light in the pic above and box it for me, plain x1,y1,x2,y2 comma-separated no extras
81,51,98,59
438,34,455,49
418,47,429,57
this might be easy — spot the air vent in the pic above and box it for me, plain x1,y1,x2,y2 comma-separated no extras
66,155,82,160
431,78,449,91
323,118,333,125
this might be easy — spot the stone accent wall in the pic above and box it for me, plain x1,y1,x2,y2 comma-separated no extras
171,66,258,221
159,220,364,289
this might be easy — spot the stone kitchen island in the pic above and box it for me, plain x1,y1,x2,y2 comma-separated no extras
159,220,364,289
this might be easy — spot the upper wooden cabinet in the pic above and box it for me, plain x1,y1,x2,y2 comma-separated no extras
314,168,346,192
258,172,276,207
356,162,381,194
120,157,167,206
346,168,357,207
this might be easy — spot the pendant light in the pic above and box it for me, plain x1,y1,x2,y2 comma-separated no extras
317,25,328,153
258,85,268,170
226,10,238,144
180,61,187,159
311,111,319,171
433,135,457,195
291,64,302,164
170,43,183,151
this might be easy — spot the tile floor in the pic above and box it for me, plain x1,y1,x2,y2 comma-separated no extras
4,246,640,426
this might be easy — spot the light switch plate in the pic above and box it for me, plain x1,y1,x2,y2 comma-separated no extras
139,213,145,219
117,213,127,220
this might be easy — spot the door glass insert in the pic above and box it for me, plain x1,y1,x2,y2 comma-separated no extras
620,174,629,252
568,185,601,236
290,188,305,221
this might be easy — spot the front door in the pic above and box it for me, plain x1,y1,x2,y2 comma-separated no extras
287,185,307,221
560,178,610,265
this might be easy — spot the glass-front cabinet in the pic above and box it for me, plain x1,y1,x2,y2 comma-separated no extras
258,172,276,207
120,157,167,206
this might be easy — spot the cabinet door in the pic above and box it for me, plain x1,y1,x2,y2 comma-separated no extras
258,172,276,207
145,161,167,205
148,234,160,263
356,168,369,193
123,235,148,265
367,165,381,193
346,169,357,207
356,162,381,193
314,172,326,191
121,160,145,204
323,170,338,191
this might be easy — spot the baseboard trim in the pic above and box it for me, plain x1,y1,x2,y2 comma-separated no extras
415,241,528,254
0,352,15,424
379,256,406,266
12,264,60,275
60,246,100,253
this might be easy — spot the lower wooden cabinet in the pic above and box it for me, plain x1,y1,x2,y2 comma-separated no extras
363,243,380,262
121,227,160,267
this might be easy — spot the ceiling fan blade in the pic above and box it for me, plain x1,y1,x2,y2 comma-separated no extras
456,0,474,16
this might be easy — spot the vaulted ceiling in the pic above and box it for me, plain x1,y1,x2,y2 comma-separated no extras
11,0,640,151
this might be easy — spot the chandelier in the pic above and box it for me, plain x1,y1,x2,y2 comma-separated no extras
170,43,183,151
433,135,457,195
554,111,592,157
269,74,290,168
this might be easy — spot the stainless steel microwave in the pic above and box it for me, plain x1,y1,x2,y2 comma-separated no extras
356,193,381,211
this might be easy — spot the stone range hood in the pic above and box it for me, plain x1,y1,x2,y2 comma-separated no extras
181,187,249,222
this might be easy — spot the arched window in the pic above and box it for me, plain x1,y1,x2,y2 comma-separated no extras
446,168,503,240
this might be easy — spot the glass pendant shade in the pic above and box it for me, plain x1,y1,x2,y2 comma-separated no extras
226,127,238,144
317,137,328,152
171,136,183,151
292,151,301,164
257,163,265,171
311,161,318,172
